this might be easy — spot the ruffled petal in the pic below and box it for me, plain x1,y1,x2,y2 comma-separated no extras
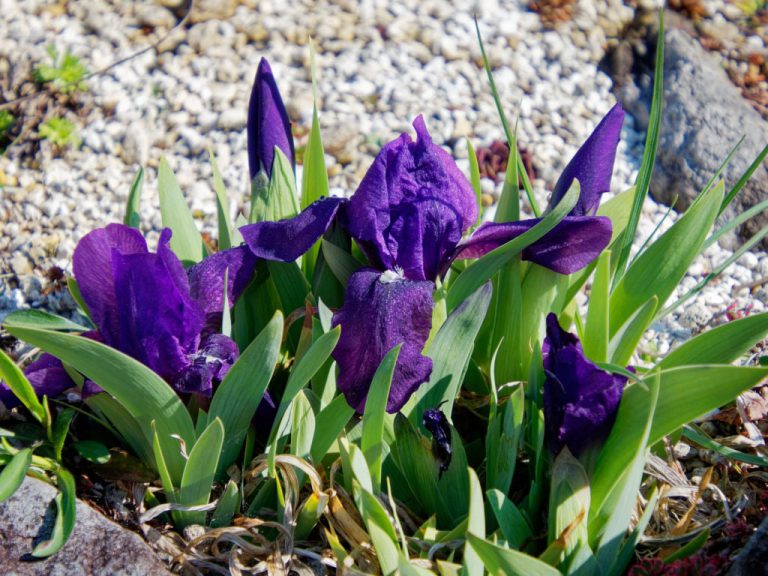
111,230,205,380
344,116,477,281
453,216,612,275
549,103,625,216
72,223,148,341
188,245,258,317
542,314,626,456
0,354,74,409
240,196,345,262
173,333,239,396
247,57,294,179
332,268,434,413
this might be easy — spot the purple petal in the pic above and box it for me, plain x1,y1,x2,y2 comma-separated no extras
188,245,258,317
173,333,239,396
343,115,477,281
248,57,294,180
332,268,434,413
240,196,345,262
72,224,148,341
542,314,626,456
111,229,205,380
1,353,74,409
549,103,625,216
453,216,612,274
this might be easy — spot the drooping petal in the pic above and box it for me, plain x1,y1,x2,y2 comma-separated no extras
453,216,612,275
240,196,345,262
548,104,625,216
247,57,294,180
111,229,205,381
0,353,74,409
344,115,477,281
188,245,258,317
332,268,434,413
542,314,626,456
173,333,239,396
72,223,148,341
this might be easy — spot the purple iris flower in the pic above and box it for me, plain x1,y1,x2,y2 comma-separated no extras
235,105,623,414
248,57,294,180
1,224,242,409
542,313,627,456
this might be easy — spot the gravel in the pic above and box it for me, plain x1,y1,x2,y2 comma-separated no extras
0,0,766,363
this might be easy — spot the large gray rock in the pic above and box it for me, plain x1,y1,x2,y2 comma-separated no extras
0,477,171,576
650,28,768,247
610,23,768,248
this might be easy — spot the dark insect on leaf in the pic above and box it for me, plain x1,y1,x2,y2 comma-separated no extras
423,408,452,477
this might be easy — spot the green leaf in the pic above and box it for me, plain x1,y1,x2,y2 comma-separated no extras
67,277,90,321
474,19,539,216
720,142,768,215
608,296,658,366
583,250,611,363
310,392,354,462
321,238,361,287
658,312,768,369
177,417,224,527
594,373,659,572
0,448,32,502
51,408,75,461
448,180,579,309
268,327,340,442
391,414,451,525
124,167,144,229
361,345,400,494
251,148,299,223
87,394,153,466
354,484,400,575
487,489,534,549
158,157,206,265
210,479,240,528
405,282,492,424
592,366,768,521
72,440,110,464
290,391,315,460
486,385,524,496
0,349,46,424
463,468,485,576
6,327,196,482
467,138,483,217
683,424,768,468
610,180,723,335
614,11,664,278
466,532,563,576
295,491,328,541
4,309,88,332
32,468,76,558
209,150,232,250
151,421,176,503
301,105,329,279
548,450,590,560
208,312,282,475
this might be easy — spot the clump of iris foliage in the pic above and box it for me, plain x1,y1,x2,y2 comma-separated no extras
2,16,768,574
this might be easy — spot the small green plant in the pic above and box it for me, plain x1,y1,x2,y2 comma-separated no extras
32,46,89,94
0,110,14,136
38,117,81,149
736,0,767,15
